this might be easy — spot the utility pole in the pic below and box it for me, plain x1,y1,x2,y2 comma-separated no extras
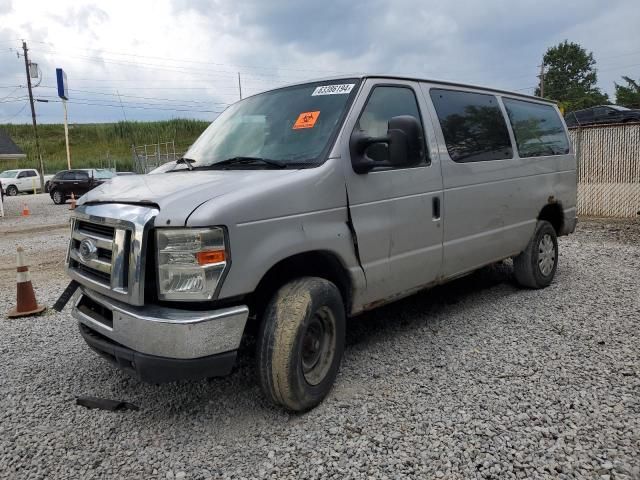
538,62,545,98
21,40,46,191
238,72,242,100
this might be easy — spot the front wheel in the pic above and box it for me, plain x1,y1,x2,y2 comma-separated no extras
5,185,18,196
513,220,558,289
257,277,346,412
51,189,66,205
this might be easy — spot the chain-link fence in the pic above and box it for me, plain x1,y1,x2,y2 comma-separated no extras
569,123,640,217
132,141,177,173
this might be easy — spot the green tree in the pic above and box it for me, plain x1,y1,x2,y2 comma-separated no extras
536,40,608,112
614,76,640,108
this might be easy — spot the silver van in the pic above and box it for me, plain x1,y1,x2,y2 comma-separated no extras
67,75,576,411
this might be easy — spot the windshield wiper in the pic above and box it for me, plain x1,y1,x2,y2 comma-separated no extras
172,157,196,171
196,156,287,169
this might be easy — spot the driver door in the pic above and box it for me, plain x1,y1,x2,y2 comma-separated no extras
341,79,444,307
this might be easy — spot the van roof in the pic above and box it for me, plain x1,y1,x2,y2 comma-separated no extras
273,74,554,104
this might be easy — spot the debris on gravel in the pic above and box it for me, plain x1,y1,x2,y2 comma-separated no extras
0,217,638,479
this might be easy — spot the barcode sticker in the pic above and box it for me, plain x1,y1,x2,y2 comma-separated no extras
311,84,355,96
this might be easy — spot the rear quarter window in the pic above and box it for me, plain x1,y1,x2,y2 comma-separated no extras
429,89,513,163
503,98,570,157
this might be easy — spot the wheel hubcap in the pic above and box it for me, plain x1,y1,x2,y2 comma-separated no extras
301,307,336,386
538,233,556,276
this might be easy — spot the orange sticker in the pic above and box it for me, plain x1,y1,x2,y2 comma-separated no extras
293,111,320,129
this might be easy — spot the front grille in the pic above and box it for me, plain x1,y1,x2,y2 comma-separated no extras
77,221,115,238
76,263,111,283
68,218,130,292
66,203,159,306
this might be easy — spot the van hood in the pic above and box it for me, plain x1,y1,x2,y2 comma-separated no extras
79,169,299,225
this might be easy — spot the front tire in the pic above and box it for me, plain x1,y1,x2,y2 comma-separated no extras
5,185,18,196
513,220,558,289
51,189,66,205
257,277,346,412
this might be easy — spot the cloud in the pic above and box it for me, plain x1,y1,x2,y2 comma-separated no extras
48,4,109,31
0,0,11,15
0,0,639,124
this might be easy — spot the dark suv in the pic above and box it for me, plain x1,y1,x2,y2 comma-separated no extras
49,169,115,204
565,105,640,127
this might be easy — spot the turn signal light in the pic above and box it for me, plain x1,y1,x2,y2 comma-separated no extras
196,250,226,265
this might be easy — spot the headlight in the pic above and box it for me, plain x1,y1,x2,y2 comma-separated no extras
156,227,228,301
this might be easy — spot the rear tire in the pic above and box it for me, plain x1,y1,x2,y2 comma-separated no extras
5,185,18,196
513,220,558,289
257,277,345,412
51,189,66,205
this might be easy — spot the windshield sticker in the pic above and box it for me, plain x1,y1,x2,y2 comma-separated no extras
293,111,320,129
311,84,355,96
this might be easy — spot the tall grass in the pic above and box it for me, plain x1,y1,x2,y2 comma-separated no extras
0,119,209,173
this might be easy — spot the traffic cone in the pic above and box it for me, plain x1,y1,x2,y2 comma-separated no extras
7,247,46,318
22,203,30,216
69,193,76,210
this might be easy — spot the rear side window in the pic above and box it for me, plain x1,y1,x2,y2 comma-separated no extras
75,171,90,180
62,172,75,180
26,170,37,177
502,98,570,157
430,89,512,163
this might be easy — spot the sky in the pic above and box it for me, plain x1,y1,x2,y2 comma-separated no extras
1,0,639,124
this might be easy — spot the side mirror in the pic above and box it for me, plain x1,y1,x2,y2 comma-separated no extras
387,115,423,168
350,115,423,174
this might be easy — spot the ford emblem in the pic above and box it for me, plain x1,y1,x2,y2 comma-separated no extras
78,238,98,262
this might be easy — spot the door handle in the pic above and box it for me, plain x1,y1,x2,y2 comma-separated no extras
432,196,441,220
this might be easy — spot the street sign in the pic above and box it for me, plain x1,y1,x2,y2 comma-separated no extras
56,68,68,100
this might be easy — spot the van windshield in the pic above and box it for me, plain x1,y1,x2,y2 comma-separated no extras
183,79,360,169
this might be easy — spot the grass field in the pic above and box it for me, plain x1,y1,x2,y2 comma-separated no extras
0,119,209,173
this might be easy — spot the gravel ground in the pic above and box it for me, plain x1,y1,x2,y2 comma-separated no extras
0,216,638,479
0,193,71,231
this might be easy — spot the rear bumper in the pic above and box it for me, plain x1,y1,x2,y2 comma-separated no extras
72,288,249,382
79,324,237,383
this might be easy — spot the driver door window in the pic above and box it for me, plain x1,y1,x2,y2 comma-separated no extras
355,86,429,166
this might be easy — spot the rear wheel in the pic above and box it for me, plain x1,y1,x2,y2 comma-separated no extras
51,189,66,205
513,220,558,289
5,185,18,196
257,277,345,412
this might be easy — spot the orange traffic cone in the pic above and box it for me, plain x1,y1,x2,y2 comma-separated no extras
69,193,76,210
22,203,30,216
7,247,46,318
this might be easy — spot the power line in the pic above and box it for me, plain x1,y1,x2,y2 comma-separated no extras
34,94,224,110
43,98,225,113
0,96,29,103
35,85,231,106
28,41,357,75
0,103,29,122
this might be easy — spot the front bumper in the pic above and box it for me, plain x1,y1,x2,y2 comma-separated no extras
72,288,249,381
